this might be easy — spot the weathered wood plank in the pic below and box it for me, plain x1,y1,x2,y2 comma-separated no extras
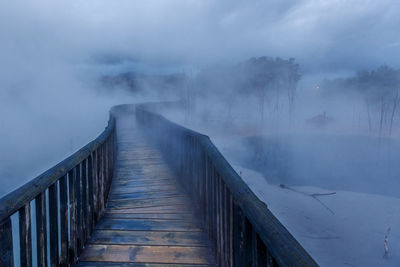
108,191,184,201
79,244,216,264
107,196,190,209
96,218,201,231
104,205,193,214
110,180,177,187
90,230,210,246
102,213,196,221
76,262,216,267
110,184,180,194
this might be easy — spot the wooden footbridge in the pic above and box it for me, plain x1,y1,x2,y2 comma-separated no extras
0,103,317,266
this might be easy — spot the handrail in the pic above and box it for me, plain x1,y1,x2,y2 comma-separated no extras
0,107,119,266
136,103,318,267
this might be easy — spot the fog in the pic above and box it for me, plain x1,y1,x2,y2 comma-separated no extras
1,0,400,265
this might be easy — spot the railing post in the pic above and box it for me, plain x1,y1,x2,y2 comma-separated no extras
99,145,105,214
81,159,88,244
35,192,47,267
59,175,69,266
49,183,59,266
68,169,77,264
75,164,83,253
0,217,13,267
88,155,94,237
19,203,32,267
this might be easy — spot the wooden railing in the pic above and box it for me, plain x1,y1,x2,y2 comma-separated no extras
136,104,318,267
0,109,117,267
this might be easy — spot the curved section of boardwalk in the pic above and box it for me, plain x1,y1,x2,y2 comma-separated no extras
78,114,216,266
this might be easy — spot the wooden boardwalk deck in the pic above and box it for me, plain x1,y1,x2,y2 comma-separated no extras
78,115,216,266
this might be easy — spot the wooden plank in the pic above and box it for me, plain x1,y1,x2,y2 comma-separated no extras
76,262,216,267
107,196,190,209
19,203,32,267
102,213,196,221
90,230,210,246
110,180,177,187
104,205,193,214
109,189,182,197
113,173,174,179
79,244,216,264
108,191,184,201
113,172,175,178
110,184,180,194
95,218,201,231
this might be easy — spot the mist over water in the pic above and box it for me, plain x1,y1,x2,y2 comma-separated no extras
1,0,400,265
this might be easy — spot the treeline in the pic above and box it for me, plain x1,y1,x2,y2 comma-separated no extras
193,57,301,124
321,66,400,136
100,57,302,127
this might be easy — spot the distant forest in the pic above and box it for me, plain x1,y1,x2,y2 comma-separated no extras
101,58,400,136
321,66,400,136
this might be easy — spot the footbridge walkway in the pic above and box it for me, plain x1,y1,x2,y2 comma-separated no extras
0,103,317,267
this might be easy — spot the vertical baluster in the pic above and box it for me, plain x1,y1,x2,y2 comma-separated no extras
81,159,88,244
49,183,59,266
255,234,267,267
35,192,47,267
212,167,217,250
59,175,68,266
104,142,108,199
219,176,224,266
210,165,215,246
215,173,220,265
233,204,245,267
108,137,111,189
228,194,234,267
19,203,32,267
87,155,94,237
243,218,252,266
68,169,77,264
252,230,257,266
75,164,83,253
222,184,228,267
0,217,13,267
205,156,210,234
93,150,99,224
99,145,105,214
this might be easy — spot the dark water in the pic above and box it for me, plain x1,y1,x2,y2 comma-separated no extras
232,134,400,198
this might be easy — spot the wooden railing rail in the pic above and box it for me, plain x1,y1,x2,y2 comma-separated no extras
0,109,118,267
136,103,318,267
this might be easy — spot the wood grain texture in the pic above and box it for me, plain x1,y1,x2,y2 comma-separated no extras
77,261,216,267
78,114,216,266
79,244,215,264
90,230,210,246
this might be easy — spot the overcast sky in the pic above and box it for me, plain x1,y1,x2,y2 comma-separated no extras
1,0,399,73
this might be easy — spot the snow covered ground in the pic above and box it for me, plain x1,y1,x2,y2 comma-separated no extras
231,165,400,266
